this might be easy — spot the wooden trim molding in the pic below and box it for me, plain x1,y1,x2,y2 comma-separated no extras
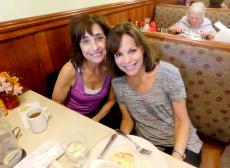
144,32,230,52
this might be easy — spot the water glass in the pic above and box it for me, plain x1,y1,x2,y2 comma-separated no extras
142,18,150,31
65,134,87,168
160,28,168,34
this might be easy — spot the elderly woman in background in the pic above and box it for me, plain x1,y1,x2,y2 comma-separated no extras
168,2,216,40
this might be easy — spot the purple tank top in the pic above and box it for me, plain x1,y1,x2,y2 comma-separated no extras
65,69,111,115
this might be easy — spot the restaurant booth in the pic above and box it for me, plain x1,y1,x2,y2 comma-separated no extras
1,0,230,167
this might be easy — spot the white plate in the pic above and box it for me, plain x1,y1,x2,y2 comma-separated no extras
84,135,168,168
89,159,122,168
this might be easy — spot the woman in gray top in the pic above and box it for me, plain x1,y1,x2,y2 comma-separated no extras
106,22,202,167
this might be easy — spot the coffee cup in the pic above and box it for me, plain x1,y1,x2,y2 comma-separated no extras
26,107,49,133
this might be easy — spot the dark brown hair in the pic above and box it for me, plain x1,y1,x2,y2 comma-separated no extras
209,0,224,8
70,14,110,67
106,22,158,76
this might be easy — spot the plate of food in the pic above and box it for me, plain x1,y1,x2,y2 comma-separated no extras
84,134,168,168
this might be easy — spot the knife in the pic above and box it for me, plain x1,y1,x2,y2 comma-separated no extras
98,133,118,159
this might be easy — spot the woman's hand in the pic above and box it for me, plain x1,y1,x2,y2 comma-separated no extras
172,151,184,160
199,31,214,40
168,26,183,34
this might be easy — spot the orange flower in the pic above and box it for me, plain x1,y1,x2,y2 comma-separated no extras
0,72,11,81
10,76,19,85
0,72,23,96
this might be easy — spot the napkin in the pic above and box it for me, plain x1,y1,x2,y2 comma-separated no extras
14,139,64,168
214,21,230,43
18,101,46,129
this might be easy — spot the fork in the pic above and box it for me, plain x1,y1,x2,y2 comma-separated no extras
116,129,152,155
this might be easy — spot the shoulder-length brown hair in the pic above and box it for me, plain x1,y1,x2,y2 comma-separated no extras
70,14,110,67
106,22,158,76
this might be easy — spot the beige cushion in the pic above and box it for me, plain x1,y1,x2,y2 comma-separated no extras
149,38,230,142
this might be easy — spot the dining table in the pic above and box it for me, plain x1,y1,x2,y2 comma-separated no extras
6,90,196,168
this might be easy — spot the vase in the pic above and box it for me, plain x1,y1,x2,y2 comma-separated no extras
1,94,20,110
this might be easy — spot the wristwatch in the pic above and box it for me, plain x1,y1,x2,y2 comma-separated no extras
173,148,186,159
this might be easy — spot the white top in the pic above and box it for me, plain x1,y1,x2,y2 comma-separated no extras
84,86,102,95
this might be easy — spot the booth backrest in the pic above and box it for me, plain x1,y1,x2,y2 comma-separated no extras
145,32,230,142
154,4,230,29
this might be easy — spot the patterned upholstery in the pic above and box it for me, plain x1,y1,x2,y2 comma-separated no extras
148,37,230,142
154,6,186,29
154,5,230,29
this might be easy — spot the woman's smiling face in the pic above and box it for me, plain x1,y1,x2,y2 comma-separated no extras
80,23,106,64
114,34,144,76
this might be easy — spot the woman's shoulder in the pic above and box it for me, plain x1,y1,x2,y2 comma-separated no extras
159,61,179,71
177,16,189,27
112,76,126,86
179,16,188,23
62,61,76,73
58,61,77,81
202,17,213,25
158,61,181,79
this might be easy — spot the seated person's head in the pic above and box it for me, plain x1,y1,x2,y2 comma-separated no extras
70,14,110,66
185,0,197,6
209,0,223,8
221,0,230,8
186,2,206,27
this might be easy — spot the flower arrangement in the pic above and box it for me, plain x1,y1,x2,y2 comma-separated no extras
0,72,23,96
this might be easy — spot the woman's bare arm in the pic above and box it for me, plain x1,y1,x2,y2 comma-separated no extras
52,61,76,104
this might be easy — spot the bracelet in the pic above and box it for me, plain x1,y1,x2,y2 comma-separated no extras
173,148,186,159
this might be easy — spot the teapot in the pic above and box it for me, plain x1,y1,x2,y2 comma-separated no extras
0,109,23,168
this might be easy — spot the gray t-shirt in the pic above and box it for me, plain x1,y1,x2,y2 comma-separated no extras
112,61,202,153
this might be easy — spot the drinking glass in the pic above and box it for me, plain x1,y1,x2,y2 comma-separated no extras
160,28,168,34
142,18,150,31
65,133,87,168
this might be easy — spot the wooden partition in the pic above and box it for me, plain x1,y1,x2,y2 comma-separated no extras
1,0,179,96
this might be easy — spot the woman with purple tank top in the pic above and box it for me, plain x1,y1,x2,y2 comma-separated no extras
52,14,115,122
